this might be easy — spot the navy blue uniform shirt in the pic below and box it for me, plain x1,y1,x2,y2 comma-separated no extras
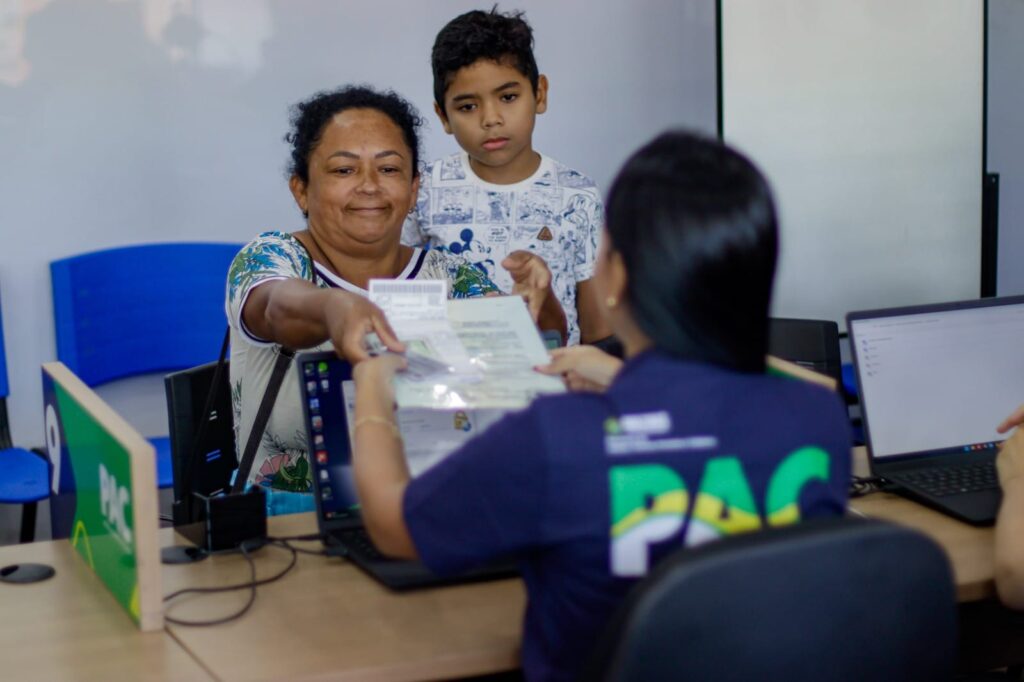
404,350,851,682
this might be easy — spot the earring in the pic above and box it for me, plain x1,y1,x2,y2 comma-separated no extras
605,296,617,308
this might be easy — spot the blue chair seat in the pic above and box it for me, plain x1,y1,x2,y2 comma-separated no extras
151,436,173,489
0,447,49,504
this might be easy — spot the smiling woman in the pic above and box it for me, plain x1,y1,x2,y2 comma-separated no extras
224,85,566,498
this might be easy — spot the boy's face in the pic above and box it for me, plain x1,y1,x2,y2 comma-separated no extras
436,58,548,183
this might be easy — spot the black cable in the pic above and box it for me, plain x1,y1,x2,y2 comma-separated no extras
849,474,888,498
284,544,328,557
268,532,324,542
266,535,328,556
163,539,299,627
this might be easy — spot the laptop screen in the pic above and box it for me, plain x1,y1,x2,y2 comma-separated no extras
296,352,504,522
849,297,1024,459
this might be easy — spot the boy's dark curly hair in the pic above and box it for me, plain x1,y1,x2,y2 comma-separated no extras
431,7,539,114
285,85,423,183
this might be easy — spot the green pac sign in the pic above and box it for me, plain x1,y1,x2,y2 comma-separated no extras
43,362,163,631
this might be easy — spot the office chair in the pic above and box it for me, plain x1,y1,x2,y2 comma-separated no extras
50,242,240,489
0,290,50,543
588,517,957,682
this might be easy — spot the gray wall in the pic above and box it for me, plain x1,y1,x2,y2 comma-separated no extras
0,0,718,445
990,0,1024,296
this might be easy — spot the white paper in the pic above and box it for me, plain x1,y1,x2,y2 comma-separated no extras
375,292,564,409
342,380,504,477
358,283,564,471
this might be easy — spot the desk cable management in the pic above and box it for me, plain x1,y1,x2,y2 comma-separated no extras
163,533,327,627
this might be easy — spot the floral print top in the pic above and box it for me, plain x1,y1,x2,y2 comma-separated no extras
225,231,500,492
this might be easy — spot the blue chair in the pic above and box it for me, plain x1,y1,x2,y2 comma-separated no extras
50,243,241,489
0,290,49,542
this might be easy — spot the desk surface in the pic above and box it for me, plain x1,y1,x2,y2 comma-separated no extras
162,513,526,682
0,448,998,682
0,534,212,682
849,446,995,602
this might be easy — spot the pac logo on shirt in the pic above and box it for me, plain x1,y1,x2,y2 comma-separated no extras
608,446,830,577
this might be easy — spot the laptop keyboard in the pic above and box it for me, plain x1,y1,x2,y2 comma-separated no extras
897,461,999,497
335,528,392,562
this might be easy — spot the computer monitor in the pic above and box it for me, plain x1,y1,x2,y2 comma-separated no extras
42,361,163,631
848,295,1024,460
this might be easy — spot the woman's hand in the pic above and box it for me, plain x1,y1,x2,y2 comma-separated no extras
324,291,405,363
536,345,623,393
998,404,1024,434
502,250,568,344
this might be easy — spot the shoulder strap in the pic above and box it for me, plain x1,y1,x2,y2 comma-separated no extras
231,346,294,494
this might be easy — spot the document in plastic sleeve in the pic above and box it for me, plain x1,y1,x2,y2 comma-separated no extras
368,281,564,409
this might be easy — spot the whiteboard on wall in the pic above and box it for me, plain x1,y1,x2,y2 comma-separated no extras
720,0,984,326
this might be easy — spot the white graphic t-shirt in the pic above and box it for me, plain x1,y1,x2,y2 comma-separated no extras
402,152,603,345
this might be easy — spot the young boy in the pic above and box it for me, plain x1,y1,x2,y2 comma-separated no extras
402,8,609,346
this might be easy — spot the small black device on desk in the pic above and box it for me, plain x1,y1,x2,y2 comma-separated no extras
848,295,1024,525
296,350,517,590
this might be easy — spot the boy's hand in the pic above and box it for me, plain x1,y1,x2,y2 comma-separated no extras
502,250,552,321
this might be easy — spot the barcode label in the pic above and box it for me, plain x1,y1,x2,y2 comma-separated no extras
369,279,446,299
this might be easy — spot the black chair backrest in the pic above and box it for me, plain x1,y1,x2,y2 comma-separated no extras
164,360,238,526
769,317,842,388
590,517,957,682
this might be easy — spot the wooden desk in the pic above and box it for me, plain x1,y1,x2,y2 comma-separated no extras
0,449,998,682
162,513,526,682
0,536,212,681
848,446,996,602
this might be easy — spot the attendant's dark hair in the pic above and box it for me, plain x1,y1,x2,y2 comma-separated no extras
431,7,539,113
285,85,423,184
604,131,778,373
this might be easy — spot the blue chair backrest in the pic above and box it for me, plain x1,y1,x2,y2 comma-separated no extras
51,243,241,387
0,289,9,399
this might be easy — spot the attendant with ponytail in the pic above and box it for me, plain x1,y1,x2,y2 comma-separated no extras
349,131,851,682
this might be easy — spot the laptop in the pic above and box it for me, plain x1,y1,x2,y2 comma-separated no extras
296,349,518,590
848,295,1024,525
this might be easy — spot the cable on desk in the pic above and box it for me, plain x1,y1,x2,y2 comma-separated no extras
268,532,323,540
849,474,889,498
269,537,328,557
163,538,298,627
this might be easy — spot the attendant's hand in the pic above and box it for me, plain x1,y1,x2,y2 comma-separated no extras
324,291,405,363
353,353,408,405
536,346,623,393
998,404,1024,434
